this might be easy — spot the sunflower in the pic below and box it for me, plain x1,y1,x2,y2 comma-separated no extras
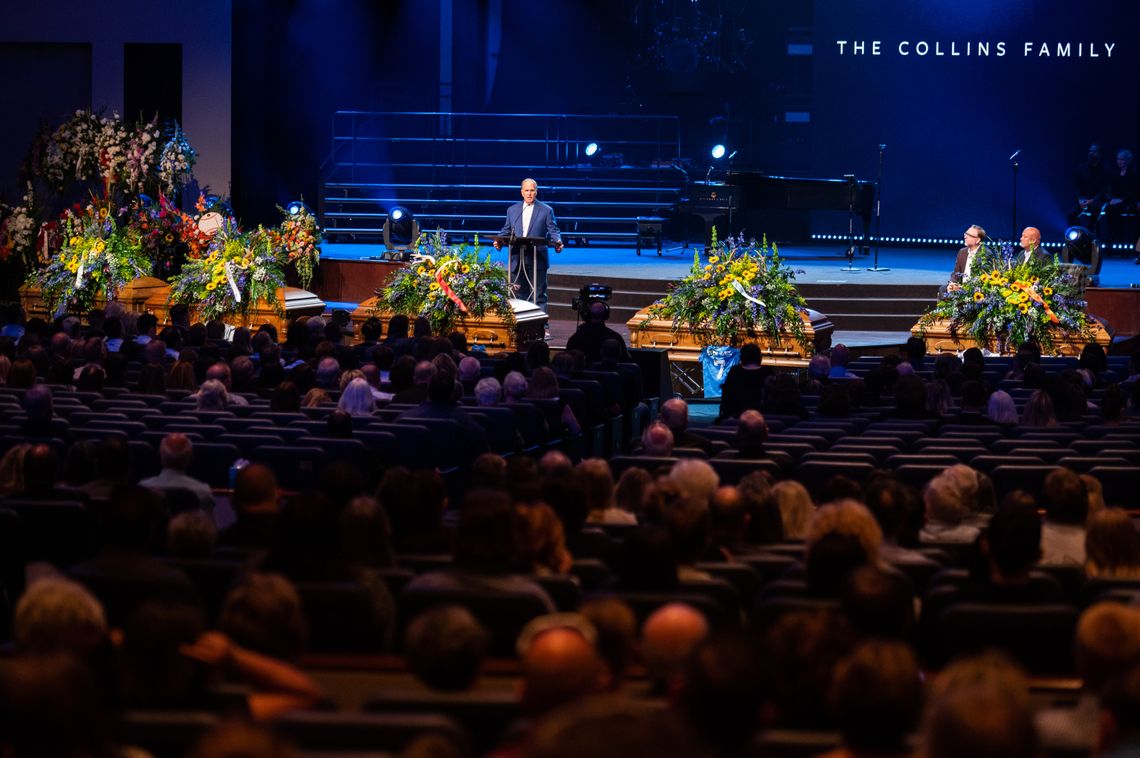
973,291,984,302
708,256,719,263
1019,303,1029,314
1043,287,1053,296
206,282,217,291
92,239,105,253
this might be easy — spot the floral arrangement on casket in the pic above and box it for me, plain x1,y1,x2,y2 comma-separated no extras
380,230,515,335
641,229,811,350
917,242,1096,353
25,196,150,316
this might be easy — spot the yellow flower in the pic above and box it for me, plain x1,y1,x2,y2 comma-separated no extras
704,265,712,272
69,236,80,246
1019,303,1029,313
461,265,470,274
1009,282,1022,291
98,208,109,219
430,282,440,291
92,239,105,253
718,288,733,300
66,262,78,273
973,291,984,302
708,256,719,263
417,266,426,275
979,274,990,284
1019,293,1030,303
1043,287,1053,296
716,264,725,273
206,282,217,291
999,277,1009,286
1006,295,1020,305
1030,276,1039,284
1000,288,1012,298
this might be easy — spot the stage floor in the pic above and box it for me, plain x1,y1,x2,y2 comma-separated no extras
322,241,1140,287
320,241,1140,350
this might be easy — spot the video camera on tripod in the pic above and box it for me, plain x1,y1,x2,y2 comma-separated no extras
571,283,613,323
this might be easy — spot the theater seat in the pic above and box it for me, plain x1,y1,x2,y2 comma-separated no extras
272,711,468,754
932,602,1078,674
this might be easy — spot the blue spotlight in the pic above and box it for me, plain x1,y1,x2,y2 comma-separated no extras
585,142,599,157
711,144,727,160
286,200,307,216
389,206,407,222
1065,226,1083,242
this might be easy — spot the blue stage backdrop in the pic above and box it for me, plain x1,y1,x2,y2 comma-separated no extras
811,0,1139,244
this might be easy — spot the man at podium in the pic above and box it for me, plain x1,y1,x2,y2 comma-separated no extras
493,178,563,311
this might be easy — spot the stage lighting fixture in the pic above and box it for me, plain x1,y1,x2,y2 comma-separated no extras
711,144,727,160
383,205,419,260
585,142,599,157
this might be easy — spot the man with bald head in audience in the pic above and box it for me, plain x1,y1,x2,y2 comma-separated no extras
641,602,710,697
138,432,215,512
640,421,675,457
518,617,610,718
659,397,716,455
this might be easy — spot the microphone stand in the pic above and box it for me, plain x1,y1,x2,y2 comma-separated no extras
840,174,862,273
868,143,890,272
1010,149,1021,239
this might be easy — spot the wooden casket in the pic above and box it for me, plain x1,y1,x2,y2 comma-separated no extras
912,318,1111,357
626,307,834,367
144,285,325,335
19,276,170,322
350,296,548,353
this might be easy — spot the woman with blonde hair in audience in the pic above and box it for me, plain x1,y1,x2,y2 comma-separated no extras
195,379,229,411
920,464,982,544
580,458,637,525
0,443,30,497
769,480,815,539
614,467,652,522
302,388,331,407
1021,389,1058,427
337,377,376,416
986,389,1018,426
1085,507,1140,579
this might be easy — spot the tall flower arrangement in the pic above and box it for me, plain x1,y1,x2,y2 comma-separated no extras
380,230,515,335
642,229,811,349
270,203,321,290
918,242,1095,353
26,196,149,316
167,226,286,322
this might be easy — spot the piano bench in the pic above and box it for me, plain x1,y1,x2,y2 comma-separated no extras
636,217,666,257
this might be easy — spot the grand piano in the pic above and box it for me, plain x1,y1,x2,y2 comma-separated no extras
677,172,875,247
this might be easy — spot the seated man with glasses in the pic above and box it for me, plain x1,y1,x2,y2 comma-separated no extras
945,224,991,295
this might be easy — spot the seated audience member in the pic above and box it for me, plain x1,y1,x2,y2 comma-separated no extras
517,502,574,575
77,435,132,500
737,471,784,545
943,379,990,425
402,489,555,611
801,353,831,395
219,463,280,548
580,458,636,525
302,387,331,407
613,466,652,523
959,499,1064,604
457,356,482,395
325,409,354,438
195,378,230,411
677,632,766,755
12,576,109,658
19,383,60,439
517,618,610,720
840,565,917,642
0,443,30,497
761,609,855,729
269,381,302,412
1039,467,1088,566
393,359,435,405
138,432,215,512
986,389,1019,426
762,372,808,419
1085,507,1140,578
769,479,815,540
136,362,166,394
218,572,309,662
337,376,376,416
166,357,197,392
862,473,927,565
166,510,217,559
1020,388,1058,427
1036,603,1140,753
925,378,953,417
474,376,502,407
639,421,675,457
706,484,770,560
919,465,982,544
892,375,930,419
378,466,449,555
921,676,1037,758
198,362,250,406
527,366,581,436
22,443,86,504
403,605,489,691
394,371,490,458
805,500,883,596
823,640,923,758
579,598,637,691
641,602,709,697
827,343,857,379
732,409,771,459
660,397,716,455
718,343,772,420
